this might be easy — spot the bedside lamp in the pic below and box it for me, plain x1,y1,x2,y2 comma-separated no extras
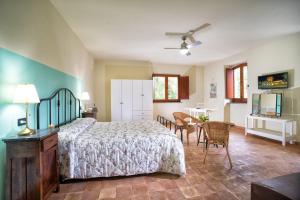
13,84,40,136
80,91,90,112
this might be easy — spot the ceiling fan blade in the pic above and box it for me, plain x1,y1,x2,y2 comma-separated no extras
165,32,186,36
187,41,202,48
186,35,202,48
191,23,211,33
164,47,181,49
193,41,202,46
187,35,196,43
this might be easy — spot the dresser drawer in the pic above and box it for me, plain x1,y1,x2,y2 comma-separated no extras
42,134,58,152
133,114,142,120
133,110,153,116
142,114,153,120
133,113,153,120
82,112,97,119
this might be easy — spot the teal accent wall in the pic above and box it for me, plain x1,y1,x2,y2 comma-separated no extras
0,48,82,198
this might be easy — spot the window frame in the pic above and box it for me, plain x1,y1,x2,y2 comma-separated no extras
226,63,248,104
152,74,181,103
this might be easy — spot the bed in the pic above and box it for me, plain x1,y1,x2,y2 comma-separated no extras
58,118,185,180
36,88,186,180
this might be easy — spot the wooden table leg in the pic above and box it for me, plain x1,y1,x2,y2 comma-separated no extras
197,127,202,146
180,127,183,143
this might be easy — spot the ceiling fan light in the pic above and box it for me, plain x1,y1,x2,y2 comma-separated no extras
180,48,189,55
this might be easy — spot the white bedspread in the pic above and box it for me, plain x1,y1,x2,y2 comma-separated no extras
58,118,186,180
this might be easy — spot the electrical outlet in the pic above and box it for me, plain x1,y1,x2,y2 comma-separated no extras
18,118,26,126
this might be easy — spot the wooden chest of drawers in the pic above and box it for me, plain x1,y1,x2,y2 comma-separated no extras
82,111,97,119
2,128,60,200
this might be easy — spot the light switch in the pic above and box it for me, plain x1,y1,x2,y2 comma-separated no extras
18,118,26,126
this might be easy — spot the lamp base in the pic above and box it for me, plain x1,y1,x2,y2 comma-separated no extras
18,127,36,136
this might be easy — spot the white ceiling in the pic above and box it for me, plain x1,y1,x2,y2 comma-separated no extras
50,0,300,65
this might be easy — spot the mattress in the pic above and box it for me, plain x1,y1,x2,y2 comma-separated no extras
58,118,186,180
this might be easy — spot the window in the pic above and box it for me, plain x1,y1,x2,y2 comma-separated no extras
225,63,248,103
153,74,189,102
153,76,165,100
168,77,179,100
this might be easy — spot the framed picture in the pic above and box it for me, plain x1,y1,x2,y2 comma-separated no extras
210,83,217,98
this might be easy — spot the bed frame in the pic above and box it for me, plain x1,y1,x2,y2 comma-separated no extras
36,88,81,129
36,88,175,130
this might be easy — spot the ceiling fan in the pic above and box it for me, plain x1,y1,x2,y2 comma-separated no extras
164,23,211,56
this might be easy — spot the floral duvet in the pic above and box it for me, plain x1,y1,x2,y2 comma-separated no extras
58,118,186,180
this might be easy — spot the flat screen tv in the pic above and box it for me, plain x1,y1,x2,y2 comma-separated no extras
252,93,282,117
258,72,288,89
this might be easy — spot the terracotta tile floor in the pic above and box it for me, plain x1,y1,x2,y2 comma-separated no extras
49,128,300,200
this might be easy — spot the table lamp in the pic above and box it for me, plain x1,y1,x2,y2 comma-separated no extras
13,84,40,135
80,91,90,112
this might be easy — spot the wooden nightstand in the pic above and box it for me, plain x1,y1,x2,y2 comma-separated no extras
82,111,97,119
2,128,60,200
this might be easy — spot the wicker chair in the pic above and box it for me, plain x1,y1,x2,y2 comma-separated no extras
173,112,200,145
202,121,234,169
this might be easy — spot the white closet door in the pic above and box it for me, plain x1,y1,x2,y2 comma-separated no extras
111,80,122,121
142,80,153,111
121,80,133,120
132,80,143,111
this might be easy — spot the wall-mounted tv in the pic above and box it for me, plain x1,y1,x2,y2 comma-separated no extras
258,72,288,89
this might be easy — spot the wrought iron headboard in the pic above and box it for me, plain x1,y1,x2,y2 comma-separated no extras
36,88,81,129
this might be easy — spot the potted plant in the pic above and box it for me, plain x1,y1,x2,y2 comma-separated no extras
198,114,209,122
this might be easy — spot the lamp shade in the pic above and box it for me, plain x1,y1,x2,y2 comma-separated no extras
80,92,90,101
13,84,40,104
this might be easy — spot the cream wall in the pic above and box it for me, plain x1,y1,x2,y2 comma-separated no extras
153,65,204,120
94,61,204,121
203,32,300,140
0,0,94,99
94,60,153,121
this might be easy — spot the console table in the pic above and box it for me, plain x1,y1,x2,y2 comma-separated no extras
245,115,296,146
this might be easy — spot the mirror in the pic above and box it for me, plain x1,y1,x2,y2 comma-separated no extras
252,94,260,115
260,94,277,116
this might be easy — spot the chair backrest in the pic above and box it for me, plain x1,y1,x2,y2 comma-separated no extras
202,121,232,144
173,112,190,127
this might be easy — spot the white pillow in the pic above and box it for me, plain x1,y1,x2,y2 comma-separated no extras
59,118,96,136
